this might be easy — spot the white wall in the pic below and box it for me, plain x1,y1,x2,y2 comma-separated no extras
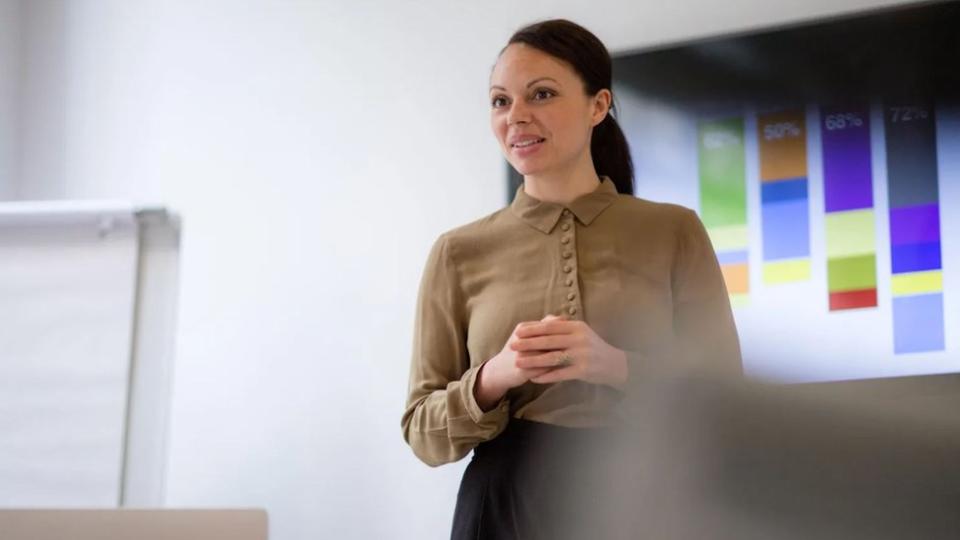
0,0,19,199
11,0,919,538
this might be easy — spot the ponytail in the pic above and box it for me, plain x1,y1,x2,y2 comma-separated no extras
591,111,634,196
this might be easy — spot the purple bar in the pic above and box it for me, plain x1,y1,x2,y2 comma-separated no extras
821,105,874,212
890,204,941,246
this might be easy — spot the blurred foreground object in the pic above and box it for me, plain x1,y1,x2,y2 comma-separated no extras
580,369,960,539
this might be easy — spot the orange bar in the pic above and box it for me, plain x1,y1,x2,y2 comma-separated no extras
721,263,749,294
758,110,807,181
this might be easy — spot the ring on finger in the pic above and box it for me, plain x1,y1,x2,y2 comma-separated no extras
555,352,574,367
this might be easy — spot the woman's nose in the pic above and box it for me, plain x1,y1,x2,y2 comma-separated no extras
507,102,531,125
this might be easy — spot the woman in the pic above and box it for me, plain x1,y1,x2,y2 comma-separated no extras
401,19,742,539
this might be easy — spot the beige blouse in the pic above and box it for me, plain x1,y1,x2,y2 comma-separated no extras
401,176,742,467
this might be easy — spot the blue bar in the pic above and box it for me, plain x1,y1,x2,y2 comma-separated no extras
716,250,749,264
761,177,808,204
893,293,945,353
891,241,942,274
762,198,810,260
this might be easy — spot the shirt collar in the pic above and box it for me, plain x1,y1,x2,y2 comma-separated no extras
509,175,619,234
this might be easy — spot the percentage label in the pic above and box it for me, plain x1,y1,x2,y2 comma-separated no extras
824,113,864,130
703,131,741,149
889,106,929,123
763,122,802,140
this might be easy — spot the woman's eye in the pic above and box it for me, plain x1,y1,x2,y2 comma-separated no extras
491,96,508,108
533,89,555,100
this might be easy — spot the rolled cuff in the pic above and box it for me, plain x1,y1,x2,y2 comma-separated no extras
454,362,511,436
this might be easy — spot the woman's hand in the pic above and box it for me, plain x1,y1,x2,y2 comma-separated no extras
474,318,560,411
511,315,628,389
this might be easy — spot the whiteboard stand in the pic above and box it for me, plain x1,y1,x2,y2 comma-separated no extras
119,207,181,507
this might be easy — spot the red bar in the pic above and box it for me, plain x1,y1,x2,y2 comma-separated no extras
829,288,878,311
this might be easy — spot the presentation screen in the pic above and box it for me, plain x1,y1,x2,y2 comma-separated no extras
610,3,960,383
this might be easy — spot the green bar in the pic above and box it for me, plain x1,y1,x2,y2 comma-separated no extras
729,293,750,308
827,255,877,292
699,118,747,228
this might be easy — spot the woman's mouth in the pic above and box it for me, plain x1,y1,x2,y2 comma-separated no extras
511,137,546,154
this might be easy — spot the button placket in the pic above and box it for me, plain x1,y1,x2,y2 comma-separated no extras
557,209,581,319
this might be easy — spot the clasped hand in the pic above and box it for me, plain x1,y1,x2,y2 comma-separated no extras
509,314,627,389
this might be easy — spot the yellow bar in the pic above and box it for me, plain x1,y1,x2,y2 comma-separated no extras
891,270,943,296
825,209,875,258
763,259,811,284
708,224,749,252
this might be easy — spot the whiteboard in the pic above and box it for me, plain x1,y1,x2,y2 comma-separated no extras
0,202,179,507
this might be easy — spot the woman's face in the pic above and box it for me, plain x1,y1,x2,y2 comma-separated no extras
489,43,609,178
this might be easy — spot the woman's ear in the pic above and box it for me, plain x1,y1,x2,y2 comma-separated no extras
591,89,612,126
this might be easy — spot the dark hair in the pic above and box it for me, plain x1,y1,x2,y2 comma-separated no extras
506,19,634,195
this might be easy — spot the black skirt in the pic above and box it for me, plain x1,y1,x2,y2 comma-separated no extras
450,417,621,540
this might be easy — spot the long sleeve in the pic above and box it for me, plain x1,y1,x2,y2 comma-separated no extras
401,234,511,467
670,208,743,376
